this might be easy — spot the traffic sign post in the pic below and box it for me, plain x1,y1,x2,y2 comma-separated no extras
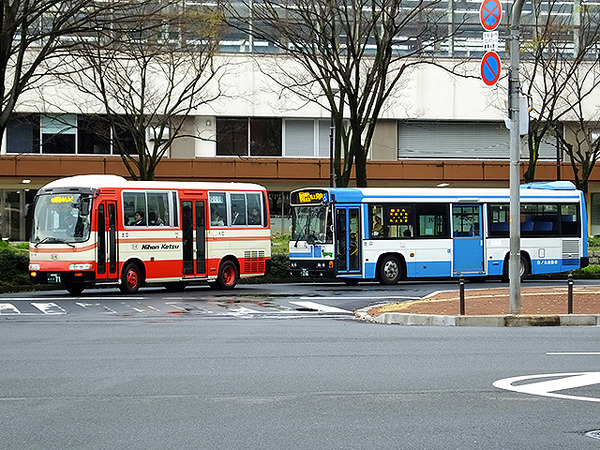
479,0,502,86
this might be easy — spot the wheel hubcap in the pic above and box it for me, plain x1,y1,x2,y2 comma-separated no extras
127,270,138,288
223,267,234,285
384,261,398,280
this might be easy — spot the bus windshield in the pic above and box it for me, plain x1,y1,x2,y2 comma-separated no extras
291,205,332,244
31,193,92,245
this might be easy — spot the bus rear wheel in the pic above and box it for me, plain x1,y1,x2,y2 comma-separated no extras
378,255,402,285
502,255,529,282
214,260,239,290
120,262,142,294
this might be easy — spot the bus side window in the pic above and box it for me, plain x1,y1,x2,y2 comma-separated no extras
147,192,169,226
209,192,227,227
230,193,247,226
370,205,384,238
385,204,413,238
247,193,263,226
123,192,146,227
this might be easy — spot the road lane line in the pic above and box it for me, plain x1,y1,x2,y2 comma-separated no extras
547,352,600,356
299,296,420,301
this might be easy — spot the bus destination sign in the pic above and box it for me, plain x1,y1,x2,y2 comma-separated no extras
295,190,329,204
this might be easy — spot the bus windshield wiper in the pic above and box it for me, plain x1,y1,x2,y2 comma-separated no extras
34,237,75,248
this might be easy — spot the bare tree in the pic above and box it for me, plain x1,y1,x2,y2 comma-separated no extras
558,82,600,194
57,1,223,180
0,0,123,140
224,0,453,187
520,0,600,186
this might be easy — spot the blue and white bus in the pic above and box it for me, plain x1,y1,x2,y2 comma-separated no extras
289,182,588,284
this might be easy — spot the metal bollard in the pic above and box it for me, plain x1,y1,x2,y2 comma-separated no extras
459,275,465,315
567,273,574,314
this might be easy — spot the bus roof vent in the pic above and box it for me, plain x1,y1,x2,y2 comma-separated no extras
521,181,576,191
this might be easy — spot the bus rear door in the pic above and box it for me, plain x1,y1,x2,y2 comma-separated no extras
452,204,484,276
96,200,119,281
335,205,362,275
182,199,207,277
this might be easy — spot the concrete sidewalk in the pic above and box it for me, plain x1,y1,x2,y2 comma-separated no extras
355,308,600,326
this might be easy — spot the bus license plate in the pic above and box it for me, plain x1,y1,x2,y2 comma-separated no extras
301,268,309,277
47,273,61,283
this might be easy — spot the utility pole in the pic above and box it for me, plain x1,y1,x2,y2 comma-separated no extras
509,0,526,315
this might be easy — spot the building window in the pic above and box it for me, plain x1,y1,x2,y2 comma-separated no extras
250,118,281,156
398,121,557,160
216,117,282,156
113,119,138,156
318,120,331,158
285,120,315,157
6,114,40,154
78,116,111,154
41,114,76,154
216,118,247,156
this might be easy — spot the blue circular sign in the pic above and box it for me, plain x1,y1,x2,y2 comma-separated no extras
480,51,501,86
480,0,502,31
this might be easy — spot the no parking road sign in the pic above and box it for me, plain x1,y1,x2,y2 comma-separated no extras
480,0,502,31
480,51,501,86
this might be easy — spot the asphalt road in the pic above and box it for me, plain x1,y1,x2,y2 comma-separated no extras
1,278,595,320
2,281,600,449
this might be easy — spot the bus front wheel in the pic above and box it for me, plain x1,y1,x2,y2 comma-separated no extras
378,255,402,285
120,262,142,294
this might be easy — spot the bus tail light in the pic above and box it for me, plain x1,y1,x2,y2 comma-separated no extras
31,271,38,278
329,261,334,268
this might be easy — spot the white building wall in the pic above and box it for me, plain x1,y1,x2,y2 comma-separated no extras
12,54,510,122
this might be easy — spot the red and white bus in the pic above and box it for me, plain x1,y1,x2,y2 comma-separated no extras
29,175,271,295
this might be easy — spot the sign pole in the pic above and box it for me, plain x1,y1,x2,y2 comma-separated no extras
509,0,526,315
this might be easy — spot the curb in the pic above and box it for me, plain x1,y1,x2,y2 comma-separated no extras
355,307,600,327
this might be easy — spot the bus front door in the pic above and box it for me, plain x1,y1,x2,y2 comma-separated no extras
452,204,484,276
182,200,206,277
96,200,118,281
335,206,361,275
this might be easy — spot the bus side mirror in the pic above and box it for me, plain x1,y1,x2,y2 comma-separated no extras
80,198,91,216
24,203,33,218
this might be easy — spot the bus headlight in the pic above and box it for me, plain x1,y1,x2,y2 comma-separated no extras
29,263,40,271
69,263,93,271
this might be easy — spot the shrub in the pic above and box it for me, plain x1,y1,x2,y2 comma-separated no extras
0,244,32,286
573,264,600,277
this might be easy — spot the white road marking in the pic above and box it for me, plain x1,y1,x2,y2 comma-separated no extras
299,295,420,301
0,303,20,314
290,301,351,313
230,306,260,316
31,302,66,315
547,352,600,356
493,372,600,403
